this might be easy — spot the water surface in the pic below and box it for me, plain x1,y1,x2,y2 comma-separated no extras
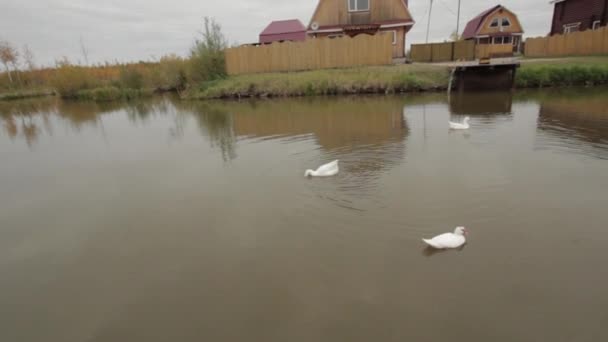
1,89,607,342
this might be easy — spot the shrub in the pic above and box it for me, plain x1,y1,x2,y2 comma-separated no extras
119,67,144,89
50,59,98,97
74,86,152,101
189,17,227,83
157,55,188,91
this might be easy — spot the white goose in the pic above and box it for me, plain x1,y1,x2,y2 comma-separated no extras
449,116,471,130
423,227,468,249
305,160,339,177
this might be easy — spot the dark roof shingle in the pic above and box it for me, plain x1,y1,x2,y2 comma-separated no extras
260,19,306,36
462,5,502,39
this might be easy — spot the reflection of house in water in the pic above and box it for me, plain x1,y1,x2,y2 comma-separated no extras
449,91,513,116
232,98,405,145
227,97,409,176
174,97,408,177
538,91,608,158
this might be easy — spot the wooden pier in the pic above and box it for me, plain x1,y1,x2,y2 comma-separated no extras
451,58,520,92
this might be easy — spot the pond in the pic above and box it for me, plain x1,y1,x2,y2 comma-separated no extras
1,89,607,342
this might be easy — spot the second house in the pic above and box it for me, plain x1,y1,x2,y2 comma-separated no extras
307,0,415,58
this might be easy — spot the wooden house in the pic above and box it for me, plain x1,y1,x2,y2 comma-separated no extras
550,0,608,35
307,0,415,58
462,5,524,54
259,20,307,44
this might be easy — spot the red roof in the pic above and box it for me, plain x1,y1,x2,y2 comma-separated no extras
260,19,306,36
462,5,502,40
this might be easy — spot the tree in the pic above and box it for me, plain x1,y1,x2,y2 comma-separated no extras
189,17,228,83
0,40,18,84
79,36,90,66
22,44,36,71
449,30,462,42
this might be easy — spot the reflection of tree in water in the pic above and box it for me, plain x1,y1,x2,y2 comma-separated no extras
172,100,237,161
0,97,162,147
124,97,171,123
0,97,58,146
55,101,107,128
197,97,409,176
3,115,18,139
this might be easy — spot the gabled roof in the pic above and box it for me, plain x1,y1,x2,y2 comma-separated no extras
462,5,502,39
260,19,306,36
308,0,414,29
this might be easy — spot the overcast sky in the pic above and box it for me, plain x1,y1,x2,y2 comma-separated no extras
0,0,553,66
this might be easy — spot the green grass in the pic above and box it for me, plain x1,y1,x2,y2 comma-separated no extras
520,56,608,67
0,89,55,101
72,87,154,102
517,57,608,88
184,64,451,99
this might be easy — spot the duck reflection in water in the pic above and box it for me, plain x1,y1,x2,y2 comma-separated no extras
422,244,467,257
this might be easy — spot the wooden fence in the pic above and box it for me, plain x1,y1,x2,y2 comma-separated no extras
410,40,476,62
475,44,514,59
225,34,393,75
525,26,608,57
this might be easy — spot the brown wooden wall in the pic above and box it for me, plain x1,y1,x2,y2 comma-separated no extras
551,0,608,35
410,41,476,62
477,8,524,36
225,34,393,75
410,40,515,62
475,44,514,58
310,0,412,26
314,28,406,58
525,26,608,57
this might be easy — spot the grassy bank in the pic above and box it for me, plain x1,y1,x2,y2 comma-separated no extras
184,64,451,99
0,89,55,101
185,56,608,100
0,17,224,102
4,56,608,102
71,87,155,102
517,57,608,88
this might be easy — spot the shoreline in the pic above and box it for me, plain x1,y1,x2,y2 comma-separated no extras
0,89,56,101
183,57,608,100
3,57,608,102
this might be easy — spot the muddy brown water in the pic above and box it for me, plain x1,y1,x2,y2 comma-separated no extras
1,89,607,342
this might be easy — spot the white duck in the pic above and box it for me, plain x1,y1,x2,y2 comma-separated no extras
305,160,339,177
449,116,471,130
423,227,468,249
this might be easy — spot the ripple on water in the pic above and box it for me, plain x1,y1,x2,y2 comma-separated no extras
298,139,406,212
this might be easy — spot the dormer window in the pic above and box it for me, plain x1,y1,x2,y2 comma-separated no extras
348,0,370,12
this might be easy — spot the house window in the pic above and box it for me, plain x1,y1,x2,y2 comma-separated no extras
492,36,512,45
593,20,601,30
490,18,499,28
348,0,370,12
502,18,511,27
390,30,397,45
478,37,490,45
563,23,580,34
